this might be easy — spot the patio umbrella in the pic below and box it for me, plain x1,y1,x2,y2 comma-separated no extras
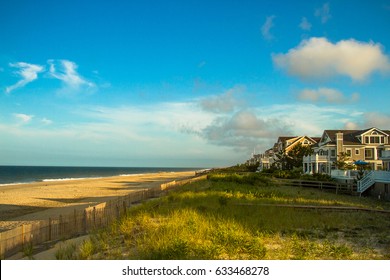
354,160,369,166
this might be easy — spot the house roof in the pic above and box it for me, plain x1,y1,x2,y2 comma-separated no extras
311,137,321,143
322,128,390,145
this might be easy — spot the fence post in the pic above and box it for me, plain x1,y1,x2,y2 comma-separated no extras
116,204,120,219
22,224,25,247
83,210,87,234
123,201,127,217
0,232,2,259
93,207,96,228
48,218,52,241
74,209,77,234
59,215,63,237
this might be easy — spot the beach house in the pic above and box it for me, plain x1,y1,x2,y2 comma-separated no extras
303,127,390,174
302,127,390,198
258,135,319,171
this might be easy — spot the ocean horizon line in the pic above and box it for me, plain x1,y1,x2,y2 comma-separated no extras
0,165,204,186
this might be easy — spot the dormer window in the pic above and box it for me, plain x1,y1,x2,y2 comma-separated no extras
365,134,384,144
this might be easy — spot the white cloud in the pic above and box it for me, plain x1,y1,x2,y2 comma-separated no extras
5,62,44,94
261,15,276,41
202,110,292,151
298,87,360,104
315,3,331,23
273,37,390,81
199,86,245,113
299,17,312,31
48,59,95,93
344,122,360,130
41,118,53,125
363,112,390,128
13,113,34,124
342,112,390,130
259,103,365,137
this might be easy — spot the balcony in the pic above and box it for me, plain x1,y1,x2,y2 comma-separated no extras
303,154,329,163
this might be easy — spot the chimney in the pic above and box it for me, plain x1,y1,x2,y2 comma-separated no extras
336,132,344,156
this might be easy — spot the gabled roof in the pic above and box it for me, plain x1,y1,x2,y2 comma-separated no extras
311,137,321,143
280,135,319,153
323,130,361,145
321,128,390,146
358,127,390,137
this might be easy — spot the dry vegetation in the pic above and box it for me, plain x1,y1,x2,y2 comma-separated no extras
60,173,390,260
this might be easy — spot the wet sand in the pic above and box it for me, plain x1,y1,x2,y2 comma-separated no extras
0,171,195,232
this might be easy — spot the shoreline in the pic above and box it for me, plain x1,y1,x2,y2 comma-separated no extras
0,166,201,186
0,171,196,232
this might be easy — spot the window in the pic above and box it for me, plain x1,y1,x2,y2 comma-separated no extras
365,148,374,160
346,149,352,156
355,149,360,155
365,135,384,144
370,136,380,143
331,150,336,157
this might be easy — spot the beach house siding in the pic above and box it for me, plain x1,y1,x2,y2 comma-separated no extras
303,128,390,174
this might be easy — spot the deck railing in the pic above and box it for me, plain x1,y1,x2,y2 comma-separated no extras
357,171,390,194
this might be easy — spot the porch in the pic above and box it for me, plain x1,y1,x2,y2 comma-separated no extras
303,154,332,174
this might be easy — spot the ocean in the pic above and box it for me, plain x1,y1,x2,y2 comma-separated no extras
0,166,199,186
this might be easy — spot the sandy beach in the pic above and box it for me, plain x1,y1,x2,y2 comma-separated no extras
0,171,195,232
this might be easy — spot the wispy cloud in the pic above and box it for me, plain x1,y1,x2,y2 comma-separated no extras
342,112,390,130
41,118,53,125
199,86,246,114
48,59,95,94
362,112,390,128
13,113,34,124
315,3,331,23
298,87,360,104
260,103,364,136
261,15,276,41
299,17,312,31
0,97,371,165
273,37,390,81
5,62,44,94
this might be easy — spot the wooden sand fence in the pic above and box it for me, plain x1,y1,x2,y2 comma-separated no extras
0,175,206,259
275,179,357,195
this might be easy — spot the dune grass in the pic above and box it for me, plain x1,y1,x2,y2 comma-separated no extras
74,173,390,260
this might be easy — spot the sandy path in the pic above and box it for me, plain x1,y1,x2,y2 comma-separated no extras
0,171,195,232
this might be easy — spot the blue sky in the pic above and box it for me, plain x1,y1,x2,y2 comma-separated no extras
1,0,390,167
